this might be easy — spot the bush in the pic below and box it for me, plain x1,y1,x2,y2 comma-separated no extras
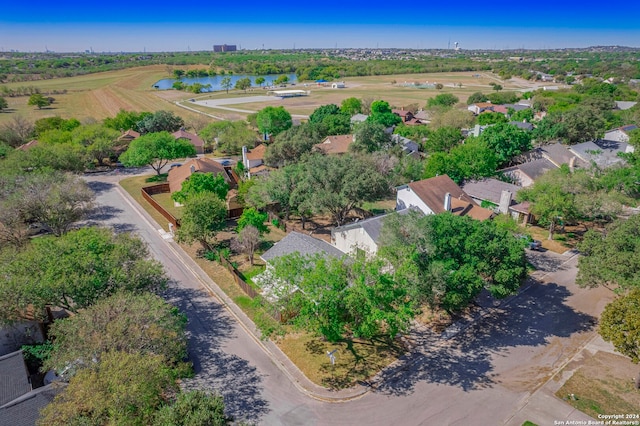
145,173,168,183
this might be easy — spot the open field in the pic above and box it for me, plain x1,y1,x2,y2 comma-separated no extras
1,66,549,126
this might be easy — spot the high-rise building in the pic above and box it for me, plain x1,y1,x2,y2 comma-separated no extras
213,44,237,52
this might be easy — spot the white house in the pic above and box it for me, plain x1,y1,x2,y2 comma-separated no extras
331,210,410,257
331,82,346,89
395,175,493,220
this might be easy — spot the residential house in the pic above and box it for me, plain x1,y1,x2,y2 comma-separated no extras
501,158,558,187
538,142,585,168
0,350,63,426
331,209,410,257
117,129,140,144
391,134,420,156
242,144,270,177
509,121,534,131
167,157,235,194
413,110,430,123
261,231,345,265
467,102,495,115
395,175,493,220
604,124,638,143
568,139,632,169
350,114,369,125
491,105,509,115
172,128,205,155
392,109,415,123
461,178,531,223
313,134,354,155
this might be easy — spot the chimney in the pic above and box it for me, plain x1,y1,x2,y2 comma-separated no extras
242,146,248,168
190,165,196,173
498,190,512,215
569,156,576,173
444,192,452,212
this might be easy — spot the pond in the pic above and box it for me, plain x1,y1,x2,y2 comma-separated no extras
152,73,298,92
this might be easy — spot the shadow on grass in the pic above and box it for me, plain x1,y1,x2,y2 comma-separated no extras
373,281,596,396
163,283,270,424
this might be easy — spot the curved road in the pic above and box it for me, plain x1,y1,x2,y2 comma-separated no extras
84,171,606,425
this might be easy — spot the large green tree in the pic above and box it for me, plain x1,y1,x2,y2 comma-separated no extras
427,93,459,109
137,110,185,134
38,351,176,426
0,96,8,111
171,172,229,204
350,121,391,153
367,100,401,127
199,120,256,154
423,126,463,153
477,122,532,165
0,227,167,322
175,192,228,251
263,123,322,167
119,131,196,175
256,106,292,138
220,76,233,94
423,139,498,184
154,390,232,426
103,109,152,132
577,215,640,291
340,97,362,115
234,77,252,93
71,123,121,166
27,93,50,109
44,291,187,373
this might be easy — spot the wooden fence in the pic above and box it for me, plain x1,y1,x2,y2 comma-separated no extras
218,256,283,323
141,184,180,229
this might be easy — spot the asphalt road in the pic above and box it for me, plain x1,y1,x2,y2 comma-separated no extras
84,172,609,425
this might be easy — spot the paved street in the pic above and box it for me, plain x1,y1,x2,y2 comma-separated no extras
84,172,613,425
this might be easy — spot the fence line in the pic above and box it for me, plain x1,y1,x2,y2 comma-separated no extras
141,184,180,229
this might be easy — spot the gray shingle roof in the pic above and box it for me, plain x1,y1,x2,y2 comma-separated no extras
461,179,522,205
569,139,628,169
539,142,586,168
0,383,63,426
332,209,411,245
0,351,31,407
261,232,345,263
517,158,558,180
509,121,534,131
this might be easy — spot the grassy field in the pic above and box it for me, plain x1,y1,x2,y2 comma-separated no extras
555,351,640,418
1,66,541,127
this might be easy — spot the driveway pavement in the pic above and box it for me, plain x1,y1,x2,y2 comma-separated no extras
84,172,613,425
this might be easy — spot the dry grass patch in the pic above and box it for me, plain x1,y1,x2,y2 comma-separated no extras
556,351,640,418
276,333,404,389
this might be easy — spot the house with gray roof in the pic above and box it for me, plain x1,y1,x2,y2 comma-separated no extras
391,134,419,156
501,158,558,187
568,139,631,169
350,113,369,125
605,124,638,143
509,121,534,131
461,178,532,223
260,232,344,264
614,101,637,111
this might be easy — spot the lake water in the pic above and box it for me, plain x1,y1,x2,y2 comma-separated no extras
153,73,298,92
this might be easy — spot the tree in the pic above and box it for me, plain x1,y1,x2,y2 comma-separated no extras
10,141,88,172
34,116,80,136
236,207,269,235
17,172,95,236
275,75,289,85
231,225,261,266
38,352,176,426
72,124,121,166
576,215,640,291
0,96,7,111
119,131,196,175
199,120,256,154
423,126,463,153
235,77,252,93
477,111,508,125
429,108,476,130
427,93,459,109
490,83,503,92
309,104,341,125
378,210,526,312
103,109,152,132
340,97,362,115
434,83,444,90
0,227,167,322
137,110,185,134
175,193,227,251
467,92,488,105
44,291,187,373
220,76,232,94
0,116,35,147
297,154,389,226
423,139,498,184
367,100,402,127
171,172,229,204
510,108,534,122
351,121,391,153
255,77,265,87
266,254,414,342
154,390,232,426
599,290,640,387
256,106,292,138
560,105,606,144
477,122,532,165
516,167,578,240
27,93,50,109
173,69,185,79
263,123,322,167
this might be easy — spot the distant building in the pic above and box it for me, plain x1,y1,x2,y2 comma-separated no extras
213,44,237,52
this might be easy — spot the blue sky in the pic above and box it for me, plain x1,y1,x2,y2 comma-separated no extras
2,1,640,52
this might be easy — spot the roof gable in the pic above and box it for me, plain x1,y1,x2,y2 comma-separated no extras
167,158,231,193
313,135,354,155
245,144,267,161
172,129,204,148
0,351,31,407
261,232,345,262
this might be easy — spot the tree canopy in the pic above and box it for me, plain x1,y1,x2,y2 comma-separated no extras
599,289,640,364
136,110,185,134
366,100,402,127
427,93,459,109
0,227,167,322
119,131,196,174
351,121,391,153
256,106,292,137
423,139,498,184
171,172,229,204
175,192,228,251
477,122,532,165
